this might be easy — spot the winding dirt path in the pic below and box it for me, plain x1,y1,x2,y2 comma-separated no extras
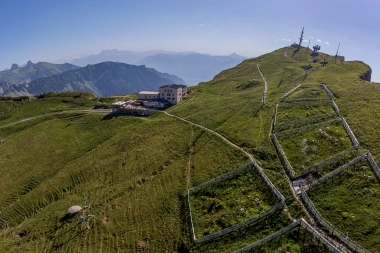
162,111,255,162
0,109,111,129
284,47,300,63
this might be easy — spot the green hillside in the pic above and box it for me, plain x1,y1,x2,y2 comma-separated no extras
1,46,379,252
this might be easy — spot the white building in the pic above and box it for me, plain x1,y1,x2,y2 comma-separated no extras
138,91,160,100
158,84,187,105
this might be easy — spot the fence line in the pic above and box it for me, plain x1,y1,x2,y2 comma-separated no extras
298,147,358,178
365,152,380,181
257,64,268,103
187,189,196,241
277,99,333,108
331,100,340,115
307,152,368,190
252,160,286,202
232,218,342,253
341,118,359,149
280,84,301,101
271,134,295,178
273,103,278,126
274,118,342,137
231,220,302,253
321,83,335,99
300,219,342,253
274,113,338,133
189,163,253,193
189,162,286,243
301,83,325,88
300,191,370,253
194,202,284,244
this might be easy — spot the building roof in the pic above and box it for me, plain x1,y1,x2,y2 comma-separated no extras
142,98,170,103
159,84,187,89
138,91,159,95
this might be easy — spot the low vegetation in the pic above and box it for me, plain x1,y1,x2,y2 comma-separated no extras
190,170,278,238
308,160,380,252
277,122,353,175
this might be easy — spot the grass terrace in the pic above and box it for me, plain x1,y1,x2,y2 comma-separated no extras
283,85,330,101
276,102,337,125
233,223,338,253
276,120,353,175
308,159,380,252
196,211,293,253
190,167,279,239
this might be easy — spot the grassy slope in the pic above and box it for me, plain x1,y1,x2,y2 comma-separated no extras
168,46,380,251
309,160,380,252
0,46,379,252
0,112,250,252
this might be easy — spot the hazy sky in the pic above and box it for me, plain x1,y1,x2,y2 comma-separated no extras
1,0,379,81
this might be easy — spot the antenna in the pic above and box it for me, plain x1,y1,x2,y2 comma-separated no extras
335,42,340,64
335,42,340,58
298,27,304,48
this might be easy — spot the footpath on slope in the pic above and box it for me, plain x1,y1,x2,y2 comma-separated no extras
162,111,254,162
284,47,300,63
0,109,112,129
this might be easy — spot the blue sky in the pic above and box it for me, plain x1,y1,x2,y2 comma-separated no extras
1,0,379,81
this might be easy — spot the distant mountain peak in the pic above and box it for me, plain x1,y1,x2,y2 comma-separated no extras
10,64,20,70
26,60,33,66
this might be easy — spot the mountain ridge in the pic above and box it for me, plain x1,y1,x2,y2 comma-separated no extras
0,61,80,84
0,62,185,97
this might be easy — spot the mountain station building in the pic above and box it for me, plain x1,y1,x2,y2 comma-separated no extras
138,84,187,105
112,84,187,116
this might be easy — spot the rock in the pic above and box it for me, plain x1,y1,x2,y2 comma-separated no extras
359,69,372,82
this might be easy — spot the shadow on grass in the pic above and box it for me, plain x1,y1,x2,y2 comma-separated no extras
101,113,120,120
192,130,213,156
291,48,300,58
50,222,87,250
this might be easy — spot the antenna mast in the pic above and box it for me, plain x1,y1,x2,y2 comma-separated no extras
335,42,340,58
298,27,304,48
335,42,340,64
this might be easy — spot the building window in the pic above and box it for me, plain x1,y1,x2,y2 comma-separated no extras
172,98,175,100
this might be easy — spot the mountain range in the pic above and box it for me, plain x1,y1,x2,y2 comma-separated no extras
56,49,247,85
0,61,79,84
0,62,185,97
136,52,246,84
